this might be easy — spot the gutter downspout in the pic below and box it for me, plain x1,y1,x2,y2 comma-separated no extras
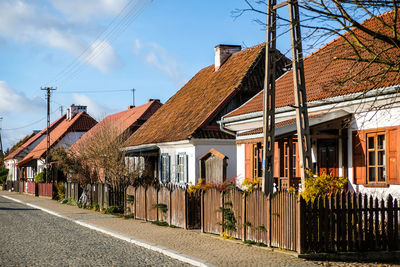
218,120,236,136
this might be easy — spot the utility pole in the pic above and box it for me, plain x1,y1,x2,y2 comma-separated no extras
262,0,311,193
262,0,277,194
132,88,136,107
0,117,3,162
41,87,56,183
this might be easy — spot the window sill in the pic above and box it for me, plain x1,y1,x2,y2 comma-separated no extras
362,183,389,188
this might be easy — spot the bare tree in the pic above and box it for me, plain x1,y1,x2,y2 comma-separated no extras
53,122,138,187
233,1,400,87
233,1,400,120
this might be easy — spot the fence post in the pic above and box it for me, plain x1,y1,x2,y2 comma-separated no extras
387,195,394,250
184,189,188,230
242,192,246,241
201,190,204,233
145,186,148,221
296,196,305,254
169,186,172,225
393,198,398,250
134,186,137,219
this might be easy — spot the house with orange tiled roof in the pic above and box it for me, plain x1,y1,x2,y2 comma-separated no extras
4,115,66,182
123,44,290,186
71,99,162,182
17,105,97,181
220,11,400,199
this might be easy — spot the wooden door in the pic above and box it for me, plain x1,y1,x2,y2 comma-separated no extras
318,140,338,177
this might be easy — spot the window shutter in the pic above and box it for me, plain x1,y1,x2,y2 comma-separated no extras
387,127,400,184
244,143,253,180
166,155,170,182
352,131,366,185
175,154,179,183
158,155,162,183
273,142,280,178
184,154,189,183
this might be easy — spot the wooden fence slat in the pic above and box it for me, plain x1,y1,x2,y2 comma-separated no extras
357,193,363,251
394,199,398,250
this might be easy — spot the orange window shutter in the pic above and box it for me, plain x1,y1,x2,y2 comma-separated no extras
273,142,280,178
352,131,366,185
244,143,254,181
387,127,400,184
295,143,301,178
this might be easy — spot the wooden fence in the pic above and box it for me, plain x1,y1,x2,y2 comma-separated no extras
37,183,53,198
26,181,36,195
201,188,298,251
64,182,125,210
200,188,399,254
302,191,399,253
127,184,201,229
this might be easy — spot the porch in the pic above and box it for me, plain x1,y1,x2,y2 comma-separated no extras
240,110,352,190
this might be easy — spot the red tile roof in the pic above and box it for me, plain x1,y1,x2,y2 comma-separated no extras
124,44,266,146
18,112,97,165
4,116,65,160
225,11,400,118
72,100,162,152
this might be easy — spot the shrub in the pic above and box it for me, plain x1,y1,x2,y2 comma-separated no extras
241,178,261,194
301,171,348,202
34,172,44,184
55,182,65,200
151,220,169,227
0,167,8,184
104,206,123,214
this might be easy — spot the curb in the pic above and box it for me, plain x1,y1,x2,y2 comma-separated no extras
1,195,213,267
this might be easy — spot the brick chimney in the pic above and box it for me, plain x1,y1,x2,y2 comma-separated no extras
66,104,87,120
214,44,241,71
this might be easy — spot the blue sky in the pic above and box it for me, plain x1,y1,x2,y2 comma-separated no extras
0,0,295,150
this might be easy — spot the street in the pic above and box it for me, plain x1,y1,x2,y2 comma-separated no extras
0,196,190,266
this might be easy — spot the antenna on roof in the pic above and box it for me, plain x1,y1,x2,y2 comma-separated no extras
132,88,136,107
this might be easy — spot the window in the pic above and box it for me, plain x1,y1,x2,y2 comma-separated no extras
284,142,297,178
367,132,386,183
125,156,145,175
27,167,34,179
253,143,263,179
160,153,170,183
176,153,188,184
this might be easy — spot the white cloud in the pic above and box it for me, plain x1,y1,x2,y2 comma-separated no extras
0,0,121,73
133,39,187,87
72,93,114,121
50,0,129,22
0,81,44,113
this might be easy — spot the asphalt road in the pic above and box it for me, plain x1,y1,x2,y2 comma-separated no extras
0,196,191,266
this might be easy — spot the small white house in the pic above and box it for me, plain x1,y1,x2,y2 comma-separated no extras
17,105,97,181
123,44,290,186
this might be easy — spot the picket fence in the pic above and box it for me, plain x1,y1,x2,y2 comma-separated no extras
126,184,200,229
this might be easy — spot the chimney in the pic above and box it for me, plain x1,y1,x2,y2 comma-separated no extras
214,44,241,71
66,104,87,120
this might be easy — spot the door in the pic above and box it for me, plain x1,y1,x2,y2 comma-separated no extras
318,140,338,177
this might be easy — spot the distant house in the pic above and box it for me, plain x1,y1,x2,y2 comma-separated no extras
123,44,290,186
17,105,97,181
219,11,400,199
4,117,66,182
71,99,162,182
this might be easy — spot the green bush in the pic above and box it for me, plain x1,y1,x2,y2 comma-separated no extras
34,172,44,184
0,167,8,184
104,206,123,214
55,182,65,200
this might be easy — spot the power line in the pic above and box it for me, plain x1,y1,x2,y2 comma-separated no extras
56,89,131,94
53,0,152,87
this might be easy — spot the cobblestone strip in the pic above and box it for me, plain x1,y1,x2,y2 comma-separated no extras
2,195,211,267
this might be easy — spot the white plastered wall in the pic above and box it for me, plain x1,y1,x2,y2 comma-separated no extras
236,143,245,186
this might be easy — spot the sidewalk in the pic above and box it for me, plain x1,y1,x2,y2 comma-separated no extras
0,190,390,266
